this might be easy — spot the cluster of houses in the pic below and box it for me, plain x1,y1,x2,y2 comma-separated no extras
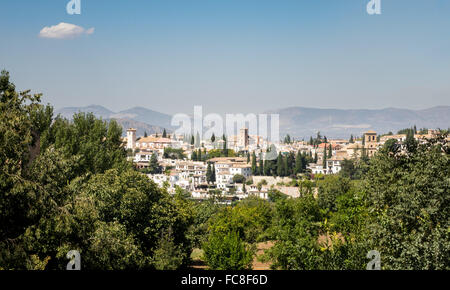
123,127,445,201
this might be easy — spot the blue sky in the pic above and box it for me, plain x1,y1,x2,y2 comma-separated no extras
0,0,449,114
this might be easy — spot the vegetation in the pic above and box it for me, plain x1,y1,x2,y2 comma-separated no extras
1,71,448,270
0,71,193,270
163,147,186,160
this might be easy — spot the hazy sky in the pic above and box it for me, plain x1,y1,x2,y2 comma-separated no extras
0,0,449,115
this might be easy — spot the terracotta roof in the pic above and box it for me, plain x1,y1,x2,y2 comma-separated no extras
137,137,173,143
346,143,362,149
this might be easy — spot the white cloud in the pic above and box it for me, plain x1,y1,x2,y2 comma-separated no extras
39,22,94,39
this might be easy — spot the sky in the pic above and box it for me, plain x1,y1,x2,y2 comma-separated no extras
0,0,449,115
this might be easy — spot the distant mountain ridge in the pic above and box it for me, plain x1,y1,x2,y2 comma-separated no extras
55,105,450,139
266,105,450,139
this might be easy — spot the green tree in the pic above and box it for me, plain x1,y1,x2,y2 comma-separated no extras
251,152,257,174
149,153,162,174
203,231,254,270
317,175,351,212
206,163,213,183
211,164,216,183
232,174,246,184
365,137,449,269
294,151,303,175
152,227,185,270
222,134,227,156
405,128,418,153
322,145,327,169
258,153,264,175
0,72,195,270
276,153,283,177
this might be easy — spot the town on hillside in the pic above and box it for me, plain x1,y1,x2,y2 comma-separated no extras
123,127,449,202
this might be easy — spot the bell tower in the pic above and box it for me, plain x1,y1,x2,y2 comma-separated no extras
364,130,377,157
126,128,136,150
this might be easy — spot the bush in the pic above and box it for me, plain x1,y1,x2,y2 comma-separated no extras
203,231,254,270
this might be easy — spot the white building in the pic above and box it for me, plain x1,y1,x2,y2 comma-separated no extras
325,156,344,174
126,128,136,150
308,164,327,175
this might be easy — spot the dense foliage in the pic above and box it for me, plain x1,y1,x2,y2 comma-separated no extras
0,72,193,270
1,71,448,270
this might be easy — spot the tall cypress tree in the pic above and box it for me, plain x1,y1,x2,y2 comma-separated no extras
283,156,288,177
263,158,270,176
251,152,257,174
206,163,212,183
287,152,295,176
222,134,227,156
294,151,303,175
328,144,332,158
258,153,264,176
162,129,167,138
276,153,283,177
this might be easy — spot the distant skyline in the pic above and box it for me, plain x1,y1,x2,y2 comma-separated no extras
1,0,449,115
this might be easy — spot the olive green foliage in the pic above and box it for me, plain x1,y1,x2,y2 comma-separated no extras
317,175,351,212
206,149,236,159
266,137,449,270
266,182,368,270
0,72,194,270
365,136,449,269
267,189,288,202
232,174,245,184
163,147,186,160
202,197,272,269
203,231,254,270
339,158,369,180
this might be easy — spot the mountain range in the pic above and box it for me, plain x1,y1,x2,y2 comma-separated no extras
266,106,450,139
55,105,450,139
